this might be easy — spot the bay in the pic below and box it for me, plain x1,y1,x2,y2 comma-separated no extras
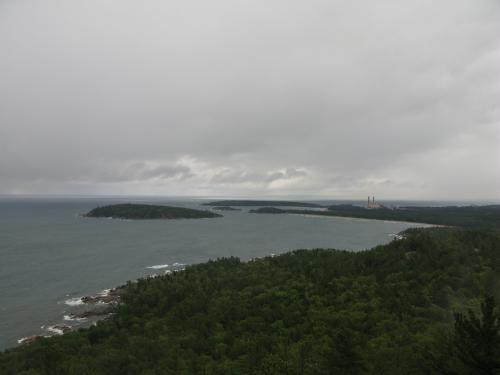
0,197,426,349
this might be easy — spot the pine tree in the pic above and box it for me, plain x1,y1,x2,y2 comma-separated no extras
453,296,500,374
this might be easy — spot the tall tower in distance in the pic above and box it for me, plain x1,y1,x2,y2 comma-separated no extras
367,196,379,209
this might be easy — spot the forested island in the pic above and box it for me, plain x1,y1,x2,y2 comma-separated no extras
203,200,322,208
211,206,242,211
85,204,222,220
251,204,500,230
2,227,500,374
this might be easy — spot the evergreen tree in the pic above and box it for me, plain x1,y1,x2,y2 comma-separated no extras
453,296,500,374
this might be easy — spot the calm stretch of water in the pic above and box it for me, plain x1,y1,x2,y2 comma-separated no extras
0,197,426,350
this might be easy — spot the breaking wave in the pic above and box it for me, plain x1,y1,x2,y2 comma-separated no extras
64,297,84,306
146,264,169,270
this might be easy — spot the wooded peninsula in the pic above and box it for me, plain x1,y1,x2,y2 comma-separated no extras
251,204,500,230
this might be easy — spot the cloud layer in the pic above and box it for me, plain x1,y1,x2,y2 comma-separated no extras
1,0,499,199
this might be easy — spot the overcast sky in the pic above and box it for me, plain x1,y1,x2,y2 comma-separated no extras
1,0,499,200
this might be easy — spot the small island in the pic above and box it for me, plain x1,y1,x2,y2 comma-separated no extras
203,200,322,208
211,206,241,211
249,207,287,214
84,204,222,220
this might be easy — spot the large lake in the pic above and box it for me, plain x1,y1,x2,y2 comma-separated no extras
0,197,427,350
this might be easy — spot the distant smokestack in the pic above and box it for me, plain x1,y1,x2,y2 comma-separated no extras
368,196,370,207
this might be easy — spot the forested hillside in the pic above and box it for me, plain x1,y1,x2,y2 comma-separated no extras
1,228,500,374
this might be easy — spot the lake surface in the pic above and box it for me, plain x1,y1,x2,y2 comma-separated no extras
0,197,426,350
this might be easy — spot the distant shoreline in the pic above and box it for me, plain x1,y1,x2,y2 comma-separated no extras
249,204,500,230
283,212,439,227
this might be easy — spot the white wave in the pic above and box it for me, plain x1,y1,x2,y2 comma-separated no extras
97,289,111,297
64,297,84,306
46,326,65,335
146,264,169,269
18,335,51,344
164,270,172,275
64,315,87,322
172,262,185,267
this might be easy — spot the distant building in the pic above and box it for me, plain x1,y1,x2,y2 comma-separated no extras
366,196,383,209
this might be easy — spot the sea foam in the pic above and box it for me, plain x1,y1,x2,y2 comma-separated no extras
46,326,64,335
63,315,87,322
64,297,84,306
97,289,111,296
146,264,169,269
17,337,29,344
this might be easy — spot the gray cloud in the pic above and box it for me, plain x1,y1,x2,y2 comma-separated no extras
0,0,499,199
133,164,194,181
267,168,307,181
211,167,307,186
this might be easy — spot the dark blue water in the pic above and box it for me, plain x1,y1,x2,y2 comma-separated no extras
0,197,427,349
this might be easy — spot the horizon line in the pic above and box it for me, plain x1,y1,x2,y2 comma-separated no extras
0,193,499,203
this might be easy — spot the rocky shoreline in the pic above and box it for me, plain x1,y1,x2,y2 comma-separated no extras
17,286,126,346
80,286,125,305
15,264,188,347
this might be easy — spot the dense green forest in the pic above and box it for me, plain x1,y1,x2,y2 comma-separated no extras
251,205,500,230
85,204,222,220
2,227,500,374
203,200,321,208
